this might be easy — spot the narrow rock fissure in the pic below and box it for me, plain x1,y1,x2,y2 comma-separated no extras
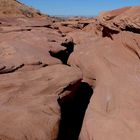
26,24,52,28
49,39,75,65
0,62,48,74
122,26,140,34
125,44,140,60
0,64,24,74
0,28,32,33
57,82,93,140
102,25,119,40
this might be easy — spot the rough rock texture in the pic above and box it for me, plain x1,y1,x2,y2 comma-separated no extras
67,6,140,140
0,65,82,140
0,16,77,73
99,6,140,33
0,1,140,140
69,32,140,140
0,0,43,17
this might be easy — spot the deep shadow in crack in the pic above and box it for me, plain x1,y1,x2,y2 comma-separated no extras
49,39,74,64
57,82,93,140
102,25,119,40
122,26,140,34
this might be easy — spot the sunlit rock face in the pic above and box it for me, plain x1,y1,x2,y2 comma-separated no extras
0,1,140,140
68,6,140,140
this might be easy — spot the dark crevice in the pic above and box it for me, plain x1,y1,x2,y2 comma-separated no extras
42,64,48,67
26,24,53,29
0,66,5,71
125,44,140,60
82,23,90,28
122,26,140,34
48,39,56,42
0,28,32,33
57,82,93,140
27,61,43,65
61,22,89,30
102,25,119,40
61,23,69,27
113,22,119,27
49,38,75,64
19,28,32,32
57,30,66,37
0,64,24,74
26,62,48,68
0,62,48,74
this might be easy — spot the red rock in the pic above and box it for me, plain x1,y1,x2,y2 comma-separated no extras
68,6,140,140
99,6,140,33
0,18,71,73
0,1,140,140
0,65,82,140
0,0,43,17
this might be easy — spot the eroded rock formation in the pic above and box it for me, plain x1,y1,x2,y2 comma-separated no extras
0,1,140,140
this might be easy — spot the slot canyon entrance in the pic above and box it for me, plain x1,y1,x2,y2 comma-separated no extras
57,82,93,140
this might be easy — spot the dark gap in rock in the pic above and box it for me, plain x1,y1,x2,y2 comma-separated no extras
57,30,66,37
57,30,62,34
1,28,32,33
0,66,5,71
61,23,69,27
26,62,48,67
113,22,119,27
42,64,48,67
102,25,119,40
20,28,32,32
55,29,66,37
36,11,42,16
61,33,66,37
29,61,42,65
53,26,59,30
74,25,81,29
57,82,93,140
125,44,140,60
122,26,140,34
49,39,75,64
83,23,89,28
26,24,53,29
0,64,24,74
43,25,52,28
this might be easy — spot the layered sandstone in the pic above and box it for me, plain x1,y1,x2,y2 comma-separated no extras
0,1,140,140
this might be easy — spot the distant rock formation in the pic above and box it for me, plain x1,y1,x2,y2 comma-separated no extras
0,0,43,17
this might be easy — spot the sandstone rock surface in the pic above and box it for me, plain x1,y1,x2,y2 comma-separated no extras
0,1,140,140
0,0,43,17
0,64,82,140
67,6,140,140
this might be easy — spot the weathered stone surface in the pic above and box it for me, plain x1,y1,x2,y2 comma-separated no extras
0,17,72,73
0,65,82,140
99,6,140,33
0,0,43,17
68,31,140,140
0,1,140,140
68,6,140,140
